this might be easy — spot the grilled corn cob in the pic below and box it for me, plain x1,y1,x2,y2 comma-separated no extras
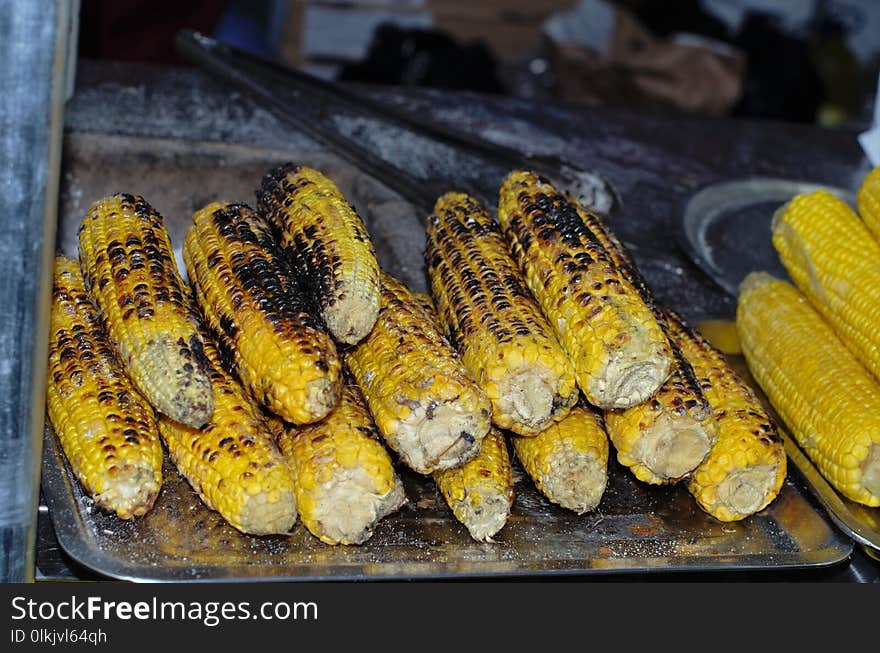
772,189,880,381
276,381,407,545
857,167,880,241
256,163,381,345
184,201,342,425
434,427,514,542
604,344,716,485
511,404,609,513
77,193,213,427
345,270,492,474
412,292,436,314
497,170,673,409
567,196,718,483
737,272,879,507
46,256,163,519
667,306,787,521
157,325,298,536
425,192,578,436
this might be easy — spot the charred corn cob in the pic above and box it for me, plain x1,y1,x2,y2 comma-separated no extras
566,196,718,483
604,344,716,485
667,306,786,521
737,272,879,507
857,167,880,241
510,404,609,513
434,427,514,542
276,381,407,545
497,170,673,409
412,292,436,314
425,192,579,436
256,163,381,345
345,270,492,474
77,194,213,428
46,256,163,519
184,201,342,425
157,325,298,536
772,189,880,381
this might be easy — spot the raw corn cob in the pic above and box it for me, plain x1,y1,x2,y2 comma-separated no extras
256,162,381,345
566,196,718,483
184,201,342,425
668,305,786,521
434,427,514,542
497,170,673,409
772,189,880,381
510,404,609,513
857,166,880,241
737,272,878,507
46,256,163,519
157,330,298,536
345,270,492,474
425,192,579,436
275,381,407,545
77,193,213,428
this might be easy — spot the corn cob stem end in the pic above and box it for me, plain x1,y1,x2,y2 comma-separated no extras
93,462,162,520
592,356,672,410
541,450,607,514
308,468,406,545
454,492,511,543
324,291,381,346
395,401,489,474
638,413,713,482
714,464,781,520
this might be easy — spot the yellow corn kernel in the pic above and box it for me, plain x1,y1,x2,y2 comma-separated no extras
497,170,673,409
345,270,492,474
772,189,880,381
604,344,717,485
77,193,213,427
276,382,406,545
256,163,381,345
857,167,880,242
184,201,342,424
736,272,877,507
157,326,298,535
434,427,514,542
511,404,609,513
667,306,786,521
425,191,578,435
46,256,163,519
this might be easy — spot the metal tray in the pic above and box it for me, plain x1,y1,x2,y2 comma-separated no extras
678,178,857,297
679,177,880,554
39,134,853,581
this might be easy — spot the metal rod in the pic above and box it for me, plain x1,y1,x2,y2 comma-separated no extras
175,30,574,182
175,30,444,214
0,0,74,582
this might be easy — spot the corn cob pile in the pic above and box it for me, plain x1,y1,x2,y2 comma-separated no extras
735,167,880,507
46,159,794,551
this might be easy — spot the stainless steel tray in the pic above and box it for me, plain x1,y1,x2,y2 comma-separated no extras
678,178,857,297
40,134,853,581
679,177,880,554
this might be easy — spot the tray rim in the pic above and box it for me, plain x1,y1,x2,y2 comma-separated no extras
40,423,854,583
678,177,857,297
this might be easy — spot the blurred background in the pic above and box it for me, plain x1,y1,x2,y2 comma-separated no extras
78,0,879,129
